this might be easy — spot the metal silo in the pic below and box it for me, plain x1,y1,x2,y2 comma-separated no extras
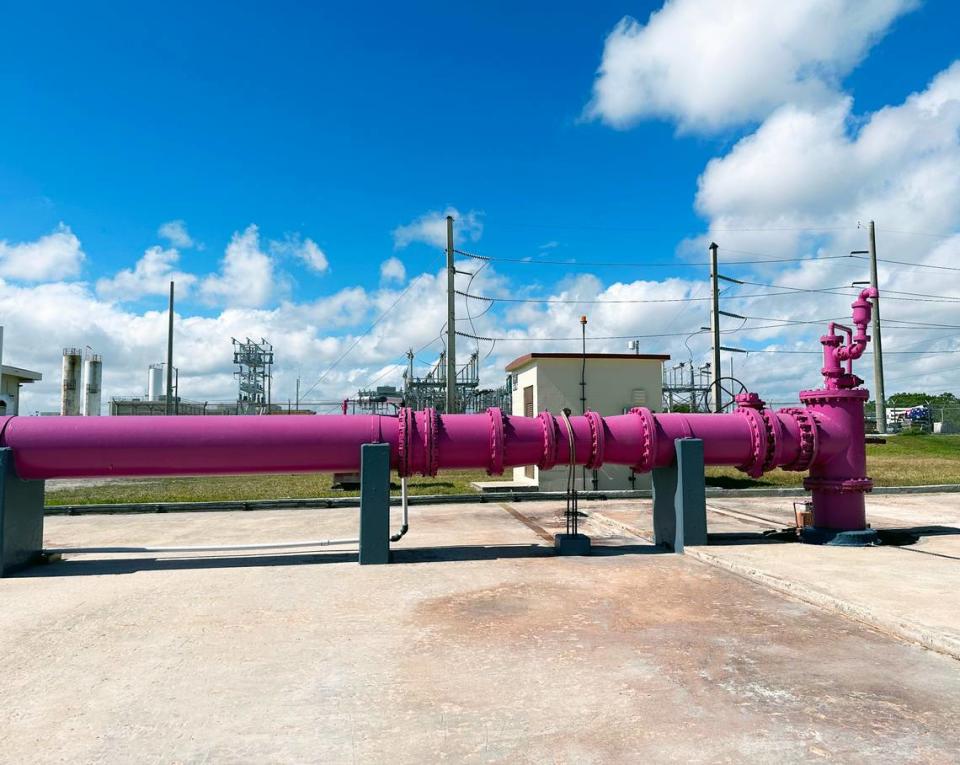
82,354,102,416
147,363,164,401
60,348,82,416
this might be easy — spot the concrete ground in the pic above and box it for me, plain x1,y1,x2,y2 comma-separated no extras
2,495,960,763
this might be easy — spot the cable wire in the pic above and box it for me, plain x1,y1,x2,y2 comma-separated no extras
300,280,418,400
454,248,853,268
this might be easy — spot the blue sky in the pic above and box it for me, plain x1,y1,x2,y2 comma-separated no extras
1,1,959,410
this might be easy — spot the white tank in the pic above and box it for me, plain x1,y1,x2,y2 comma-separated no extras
82,355,102,416
147,363,164,402
60,348,82,416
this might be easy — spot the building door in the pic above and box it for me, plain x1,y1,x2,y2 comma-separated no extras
523,386,535,478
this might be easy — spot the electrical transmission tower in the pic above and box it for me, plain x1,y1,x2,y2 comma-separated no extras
232,337,274,414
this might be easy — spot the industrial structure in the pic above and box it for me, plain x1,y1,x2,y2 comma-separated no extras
59,348,103,416
395,349,509,414
506,352,668,491
662,361,713,412
233,337,274,415
147,363,164,402
110,363,237,416
60,348,83,416
81,354,102,416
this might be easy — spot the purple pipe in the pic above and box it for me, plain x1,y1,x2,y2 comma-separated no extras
0,289,880,534
0,406,804,481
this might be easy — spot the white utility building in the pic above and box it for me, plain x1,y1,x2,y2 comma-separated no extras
0,329,43,416
506,352,669,492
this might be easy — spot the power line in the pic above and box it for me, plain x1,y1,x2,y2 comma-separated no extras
854,255,960,273
484,220,859,235
300,280,418,399
454,248,854,268
876,227,958,240
455,318,843,344
734,278,960,303
455,287,857,305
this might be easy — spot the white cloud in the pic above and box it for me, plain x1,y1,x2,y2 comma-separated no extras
296,239,329,272
379,256,406,284
0,224,85,281
697,62,960,238
200,224,278,308
96,246,198,302
587,0,917,131
272,235,329,273
158,220,195,249
392,207,483,249
679,60,960,399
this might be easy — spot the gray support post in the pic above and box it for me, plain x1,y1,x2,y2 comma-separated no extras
651,438,707,552
359,443,391,565
652,461,678,549
0,448,45,575
674,438,707,550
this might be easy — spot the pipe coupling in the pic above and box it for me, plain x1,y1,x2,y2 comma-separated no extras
735,406,769,479
584,410,605,470
486,407,505,476
628,407,657,473
397,406,413,477
422,407,439,477
538,410,558,471
779,407,818,472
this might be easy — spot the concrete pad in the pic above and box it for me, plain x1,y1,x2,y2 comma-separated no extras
585,493,960,661
1,503,959,762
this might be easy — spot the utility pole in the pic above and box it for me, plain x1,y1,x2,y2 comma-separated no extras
295,376,300,410
445,215,457,414
709,243,722,413
868,221,887,433
165,280,174,416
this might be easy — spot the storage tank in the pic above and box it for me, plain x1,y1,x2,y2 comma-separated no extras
147,363,164,401
82,354,102,416
60,348,82,416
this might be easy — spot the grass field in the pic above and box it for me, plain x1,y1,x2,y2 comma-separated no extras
43,433,960,506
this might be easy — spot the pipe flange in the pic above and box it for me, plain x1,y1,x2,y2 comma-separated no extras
779,407,817,472
758,408,779,474
735,406,767,479
487,407,505,476
396,407,413,477
629,407,657,473
422,407,439,477
538,410,557,471
803,476,873,494
584,410,605,470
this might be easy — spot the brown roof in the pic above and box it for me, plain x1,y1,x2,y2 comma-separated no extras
505,352,670,372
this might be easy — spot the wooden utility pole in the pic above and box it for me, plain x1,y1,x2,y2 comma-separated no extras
445,215,457,413
709,243,722,413
165,281,175,416
868,221,887,432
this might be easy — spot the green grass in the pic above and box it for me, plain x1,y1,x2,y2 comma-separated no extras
706,433,960,489
44,433,960,506
45,470,489,506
